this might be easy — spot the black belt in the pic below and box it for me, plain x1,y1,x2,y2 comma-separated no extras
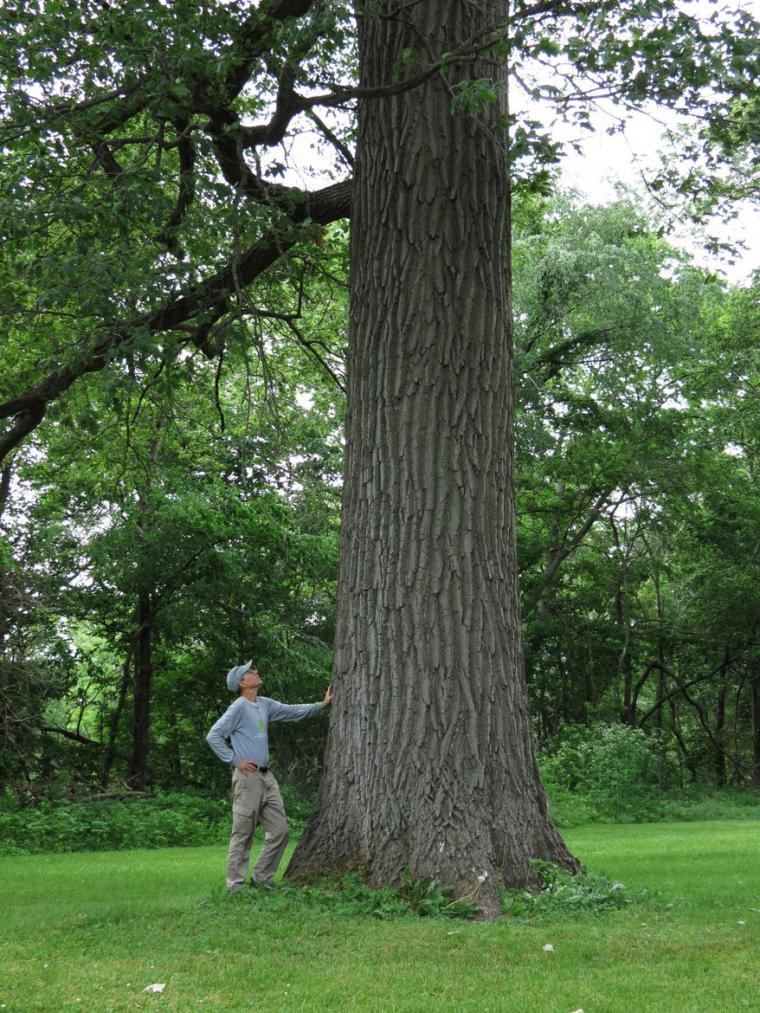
254,765,269,774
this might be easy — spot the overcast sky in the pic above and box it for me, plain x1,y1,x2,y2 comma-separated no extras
545,0,760,285
552,102,758,285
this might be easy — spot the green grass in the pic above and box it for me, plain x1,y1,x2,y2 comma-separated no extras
1,821,759,1011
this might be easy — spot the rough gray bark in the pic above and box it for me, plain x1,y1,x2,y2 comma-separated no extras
287,0,578,918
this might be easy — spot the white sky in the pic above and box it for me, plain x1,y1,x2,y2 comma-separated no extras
540,0,760,285
553,104,759,285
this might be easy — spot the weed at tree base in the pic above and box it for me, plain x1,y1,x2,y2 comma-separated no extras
502,858,675,918
204,868,480,920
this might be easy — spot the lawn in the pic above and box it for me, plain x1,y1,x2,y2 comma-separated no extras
1,821,758,1012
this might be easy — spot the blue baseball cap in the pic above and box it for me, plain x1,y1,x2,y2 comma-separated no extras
226,660,253,692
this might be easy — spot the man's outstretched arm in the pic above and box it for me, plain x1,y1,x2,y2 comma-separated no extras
267,685,333,722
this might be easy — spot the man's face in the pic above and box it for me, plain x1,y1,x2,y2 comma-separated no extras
240,668,262,691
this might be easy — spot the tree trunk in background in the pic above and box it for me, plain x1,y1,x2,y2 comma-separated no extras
751,662,760,788
100,652,132,788
612,519,635,725
288,0,578,918
654,571,666,731
714,654,727,787
125,432,160,791
126,592,153,790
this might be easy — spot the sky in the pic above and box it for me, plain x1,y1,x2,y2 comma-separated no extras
551,102,759,285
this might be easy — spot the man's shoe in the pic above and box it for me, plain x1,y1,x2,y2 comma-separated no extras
251,878,277,891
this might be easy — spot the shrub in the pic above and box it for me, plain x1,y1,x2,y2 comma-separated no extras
540,722,680,823
502,860,653,917
541,722,677,795
0,791,231,854
0,781,318,856
538,722,760,825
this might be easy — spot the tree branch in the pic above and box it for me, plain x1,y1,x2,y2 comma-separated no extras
40,725,103,747
638,659,732,728
529,486,617,609
0,178,351,464
306,109,355,168
535,327,617,381
0,460,12,519
155,120,196,258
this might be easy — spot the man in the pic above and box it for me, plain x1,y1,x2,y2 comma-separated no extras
206,660,333,893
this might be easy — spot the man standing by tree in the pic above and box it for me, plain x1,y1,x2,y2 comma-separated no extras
207,661,333,892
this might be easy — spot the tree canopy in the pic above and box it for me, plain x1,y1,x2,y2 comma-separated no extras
1,0,757,461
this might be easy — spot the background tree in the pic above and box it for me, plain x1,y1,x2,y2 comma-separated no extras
510,197,760,785
4,316,343,791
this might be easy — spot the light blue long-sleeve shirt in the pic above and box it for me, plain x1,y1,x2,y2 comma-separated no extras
206,695,324,767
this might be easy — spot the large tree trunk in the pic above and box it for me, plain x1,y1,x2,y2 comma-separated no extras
288,0,578,918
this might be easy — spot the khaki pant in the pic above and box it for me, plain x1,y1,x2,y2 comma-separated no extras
226,768,289,891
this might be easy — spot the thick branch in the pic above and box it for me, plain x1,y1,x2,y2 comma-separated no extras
92,139,123,179
202,0,315,109
0,461,11,519
0,178,351,464
41,725,103,747
535,327,617,380
155,120,196,257
236,22,328,150
0,404,47,467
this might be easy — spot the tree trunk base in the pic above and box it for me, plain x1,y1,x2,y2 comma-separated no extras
287,783,580,921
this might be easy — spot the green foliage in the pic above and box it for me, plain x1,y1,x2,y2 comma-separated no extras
511,195,760,785
0,782,323,855
234,869,479,920
0,792,231,855
390,869,480,919
2,313,342,789
540,721,760,826
3,165,760,811
542,722,678,796
449,78,499,117
502,860,648,917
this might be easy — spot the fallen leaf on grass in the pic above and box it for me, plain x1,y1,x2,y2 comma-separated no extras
143,984,166,994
